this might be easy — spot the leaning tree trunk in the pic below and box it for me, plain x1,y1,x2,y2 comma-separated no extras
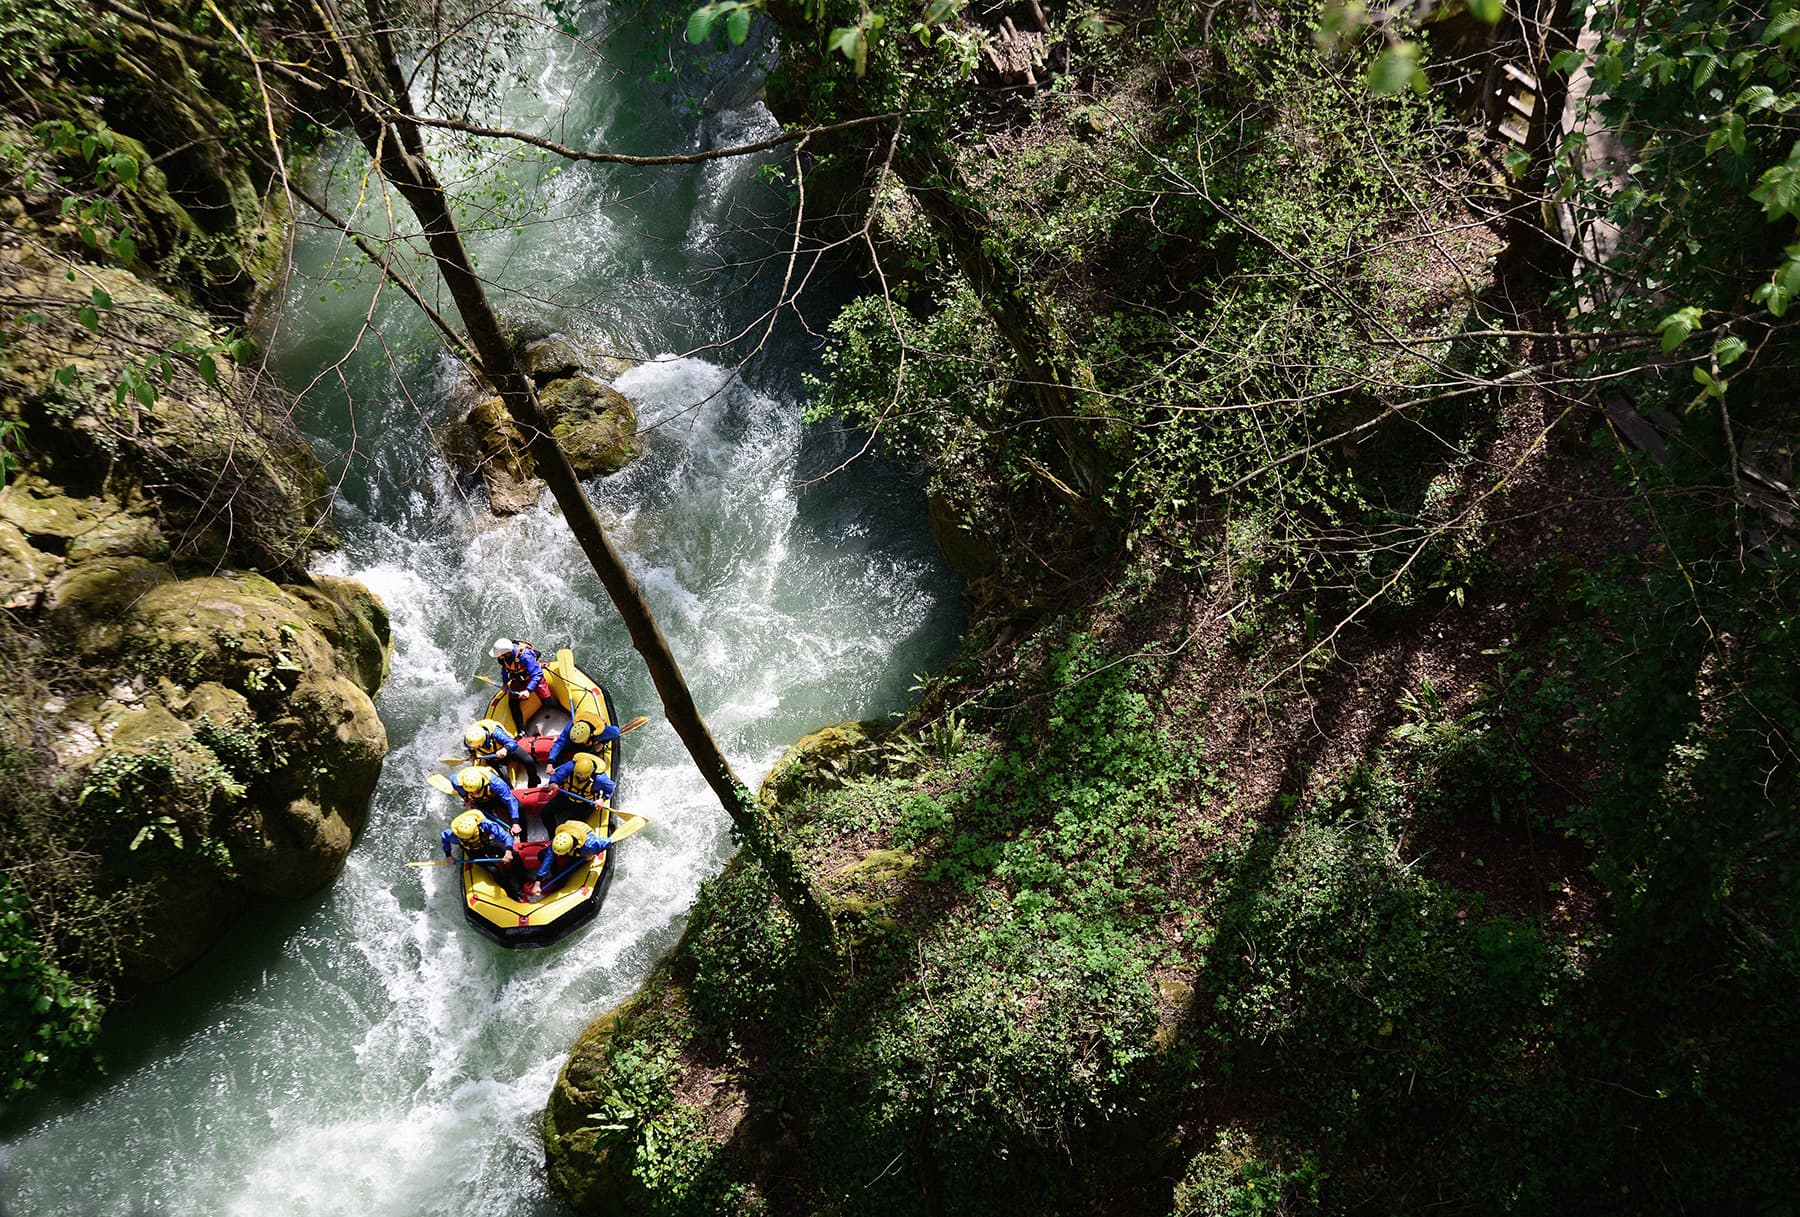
893,144,1116,516
310,0,839,953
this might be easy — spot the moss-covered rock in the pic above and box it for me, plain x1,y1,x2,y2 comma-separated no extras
544,987,657,1212
443,394,541,515
522,336,585,385
757,719,888,811
0,520,59,609
42,566,390,975
1,232,330,573
541,376,643,479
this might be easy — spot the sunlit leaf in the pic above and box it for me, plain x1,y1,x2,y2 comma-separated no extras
1367,43,1419,95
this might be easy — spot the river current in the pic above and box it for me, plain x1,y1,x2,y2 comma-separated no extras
5,10,957,1214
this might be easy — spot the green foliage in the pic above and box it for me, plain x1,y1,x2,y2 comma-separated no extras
0,879,102,1095
582,1039,755,1213
0,418,25,487
77,741,247,874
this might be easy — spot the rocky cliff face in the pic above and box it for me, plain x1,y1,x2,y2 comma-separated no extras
1,101,389,993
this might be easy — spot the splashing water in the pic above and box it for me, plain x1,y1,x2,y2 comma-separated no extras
2,12,957,1215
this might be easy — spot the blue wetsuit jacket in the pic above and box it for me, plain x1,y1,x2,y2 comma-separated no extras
464,770,523,824
547,720,621,767
548,759,617,803
440,819,518,858
533,832,609,880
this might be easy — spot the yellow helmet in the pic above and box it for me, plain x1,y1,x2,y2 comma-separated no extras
572,754,598,780
463,724,487,750
454,766,489,796
552,831,576,856
570,720,594,744
452,812,484,843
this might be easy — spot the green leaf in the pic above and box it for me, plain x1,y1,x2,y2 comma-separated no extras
1737,84,1779,111
1765,8,1800,44
828,24,862,61
109,233,137,263
922,0,958,23
1655,306,1702,352
1752,280,1791,316
1712,335,1748,366
1367,43,1420,95
726,5,750,43
1502,145,1533,179
685,5,718,44
1468,0,1501,24
90,287,112,311
1750,146,1800,219
76,305,99,331
1549,48,1585,74
197,353,218,385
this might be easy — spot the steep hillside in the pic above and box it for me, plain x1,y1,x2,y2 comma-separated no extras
544,0,1799,1212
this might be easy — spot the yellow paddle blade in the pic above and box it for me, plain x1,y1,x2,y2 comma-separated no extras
437,757,466,765
618,714,650,734
606,813,648,845
405,859,457,867
471,673,500,687
425,773,456,795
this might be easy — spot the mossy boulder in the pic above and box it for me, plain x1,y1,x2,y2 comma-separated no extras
443,395,541,515
540,376,643,479
757,719,889,811
1,233,329,573
544,987,657,1213
522,337,585,385
0,520,60,609
47,567,390,976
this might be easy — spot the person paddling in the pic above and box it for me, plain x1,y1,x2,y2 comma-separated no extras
440,812,526,899
521,819,613,900
543,753,615,833
462,718,533,770
545,717,620,767
491,637,551,703
451,764,526,839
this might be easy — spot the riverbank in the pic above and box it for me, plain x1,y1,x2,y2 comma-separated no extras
540,0,1800,1211
0,10,389,1091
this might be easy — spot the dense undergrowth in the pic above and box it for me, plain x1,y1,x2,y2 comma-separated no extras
551,0,1798,1211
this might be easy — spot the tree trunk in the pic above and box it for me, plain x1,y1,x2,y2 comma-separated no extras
893,145,1115,523
314,0,840,954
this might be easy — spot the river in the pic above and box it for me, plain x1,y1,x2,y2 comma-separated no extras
3,9,958,1215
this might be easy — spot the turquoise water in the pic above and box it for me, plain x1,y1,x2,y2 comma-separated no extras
2,10,957,1214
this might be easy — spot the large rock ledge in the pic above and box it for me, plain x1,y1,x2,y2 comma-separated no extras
0,220,390,983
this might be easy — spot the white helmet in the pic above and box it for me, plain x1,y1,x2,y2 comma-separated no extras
490,638,515,658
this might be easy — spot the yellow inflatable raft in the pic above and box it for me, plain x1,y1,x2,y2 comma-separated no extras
463,648,640,948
